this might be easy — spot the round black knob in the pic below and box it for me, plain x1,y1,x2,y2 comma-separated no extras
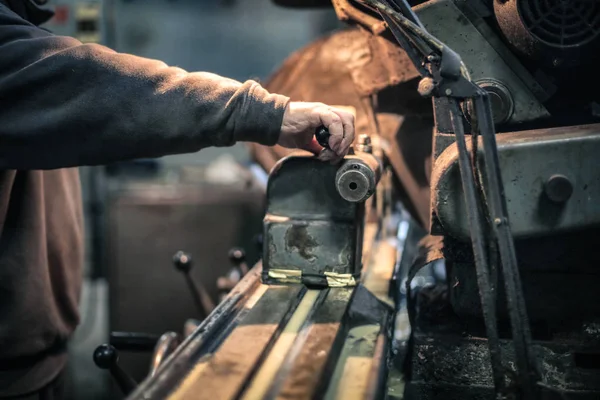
94,344,118,370
173,251,192,273
228,248,246,265
545,174,573,203
315,126,331,149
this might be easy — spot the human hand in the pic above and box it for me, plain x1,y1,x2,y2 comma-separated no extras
278,102,355,163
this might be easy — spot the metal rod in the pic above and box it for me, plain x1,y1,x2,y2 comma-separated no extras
473,94,539,398
385,0,425,29
448,99,506,394
378,12,429,77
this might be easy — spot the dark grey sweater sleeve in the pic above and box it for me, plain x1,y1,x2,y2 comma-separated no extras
0,5,289,169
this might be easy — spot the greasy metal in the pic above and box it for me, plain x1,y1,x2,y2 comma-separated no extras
473,94,539,397
169,285,305,400
335,153,382,203
127,265,264,400
253,289,348,399
149,332,181,377
357,2,539,395
413,0,550,125
432,123,600,239
263,153,367,286
448,99,506,394
127,173,400,400
407,333,600,398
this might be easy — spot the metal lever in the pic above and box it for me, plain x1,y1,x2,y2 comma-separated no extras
315,126,331,149
217,247,248,299
228,247,248,275
173,251,215,319
93,344,138,396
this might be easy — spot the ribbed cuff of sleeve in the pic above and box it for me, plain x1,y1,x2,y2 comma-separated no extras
232,81,290,146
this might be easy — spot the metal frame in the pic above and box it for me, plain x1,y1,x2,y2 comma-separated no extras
354,0,540,397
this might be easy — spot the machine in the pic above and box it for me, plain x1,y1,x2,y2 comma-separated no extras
94,0,600,398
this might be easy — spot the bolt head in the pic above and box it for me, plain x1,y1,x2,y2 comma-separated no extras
545,174,573,203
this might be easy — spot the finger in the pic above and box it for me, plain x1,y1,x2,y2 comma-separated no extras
316,107,344,153
328,110,354,156
317,148,338,162
303,137,323,156
337,112,355,155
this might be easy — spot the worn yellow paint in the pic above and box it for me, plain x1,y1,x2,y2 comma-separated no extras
336,356,373,400
241,290,320,400
267,269,302,283
244,284,269,309
168,357,210,400
324,272,357,287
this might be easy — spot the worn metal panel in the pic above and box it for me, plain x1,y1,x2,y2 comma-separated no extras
414,0,550,125
431,123,600,239
263,154,364,283
265,220,357,276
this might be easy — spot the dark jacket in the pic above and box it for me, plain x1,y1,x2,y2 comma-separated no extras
0,1,288,395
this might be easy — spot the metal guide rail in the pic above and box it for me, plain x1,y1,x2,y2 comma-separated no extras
127,233,400,400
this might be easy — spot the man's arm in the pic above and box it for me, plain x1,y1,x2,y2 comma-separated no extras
0,5,289,169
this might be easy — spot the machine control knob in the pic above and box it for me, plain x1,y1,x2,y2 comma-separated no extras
315,126,331,149
173,251,192,273
93,344,118,370
335,159,379,203
228,248,246,266
93,344,138,395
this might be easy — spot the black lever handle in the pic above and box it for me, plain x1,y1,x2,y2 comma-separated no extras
173,251,215,318
315,126,331,149
93,344,138,396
